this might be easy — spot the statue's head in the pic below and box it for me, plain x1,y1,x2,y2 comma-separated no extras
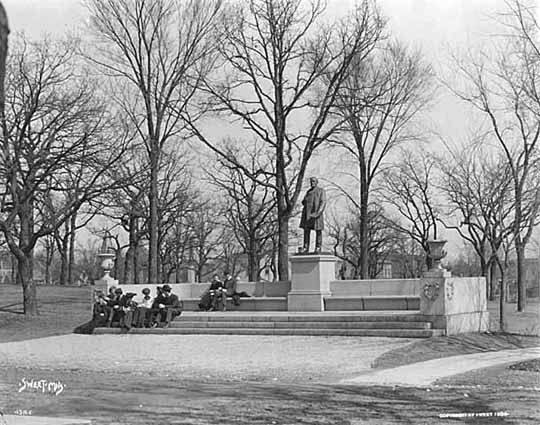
309,177,318,188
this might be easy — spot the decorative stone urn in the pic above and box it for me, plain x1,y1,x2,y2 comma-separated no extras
427,239,447,271
94,232,119,295
97,233,116,280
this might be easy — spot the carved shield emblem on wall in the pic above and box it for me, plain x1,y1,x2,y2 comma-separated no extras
445,281,455,300
422,281,440,301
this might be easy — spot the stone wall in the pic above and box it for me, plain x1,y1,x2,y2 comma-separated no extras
330,279,421,296
107,281,292,303
420,275,489,335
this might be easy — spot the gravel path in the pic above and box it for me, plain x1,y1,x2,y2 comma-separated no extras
0,334,412,383
341,347,540,386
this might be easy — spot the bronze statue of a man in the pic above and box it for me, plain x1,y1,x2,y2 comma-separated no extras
299,177,326,253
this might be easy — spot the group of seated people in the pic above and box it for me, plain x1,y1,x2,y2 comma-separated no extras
198,271,248,311
93,284,183,330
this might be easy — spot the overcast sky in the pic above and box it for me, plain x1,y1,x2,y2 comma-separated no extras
3,0,539,256
2,0,517,146
1,0,517,144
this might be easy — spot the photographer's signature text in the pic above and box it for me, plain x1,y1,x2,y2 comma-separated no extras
18,378,65,396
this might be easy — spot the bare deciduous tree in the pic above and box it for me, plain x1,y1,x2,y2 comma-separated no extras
189,0,385,280
381,150,439,267
85,0,223,285
329,41,433,278
447,0,540,310
0,35,129,315
439,140,515,299
205,141,276,282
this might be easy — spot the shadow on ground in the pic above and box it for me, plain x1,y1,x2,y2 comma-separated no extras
1,367,538,425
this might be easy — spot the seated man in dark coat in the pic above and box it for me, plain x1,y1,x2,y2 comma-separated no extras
223,272,240,308
153,284,182,327
93,291,111,324
119,292,138,330
108,287,124,326
199,276,221,311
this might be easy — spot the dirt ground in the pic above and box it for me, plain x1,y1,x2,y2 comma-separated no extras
1,365,539,425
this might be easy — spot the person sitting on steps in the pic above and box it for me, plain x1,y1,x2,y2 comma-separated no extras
223,272,240,308
152,284,182,327
134,287,153,328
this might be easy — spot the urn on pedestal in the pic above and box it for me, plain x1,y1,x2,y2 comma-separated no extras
426,239,447,271
97,232,116,281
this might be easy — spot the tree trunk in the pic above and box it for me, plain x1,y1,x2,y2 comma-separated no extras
44,239,53,286
18,202,37,315
479,255,488,298
248,237,259,282
19,253,37,315
148,142,159,285
59,248,68,286
488,259,497,301
133,241,139,285
358,164,369,279
515,243,526,311
498,265,505,332
67,211,77,285
123,215,137,284
277,217,289,282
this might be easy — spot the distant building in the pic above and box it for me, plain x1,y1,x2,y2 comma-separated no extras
376,252,426,279
0,249,15,284
498,256,540,300
0,249,46,285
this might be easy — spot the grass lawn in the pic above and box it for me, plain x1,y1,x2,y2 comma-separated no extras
373,300,540,369
436,359,540,389
0,284,92,343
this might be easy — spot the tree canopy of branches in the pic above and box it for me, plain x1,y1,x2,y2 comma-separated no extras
381,150,439,267
85,0,223,285
448,0,540,311
0,35,129,314
206,141,276,281
439,140,515,299
330,41,433,278
327,204,405,279
189,0,385,280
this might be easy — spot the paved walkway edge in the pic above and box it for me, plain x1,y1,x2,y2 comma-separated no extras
340,347,540,387
0,415,91,425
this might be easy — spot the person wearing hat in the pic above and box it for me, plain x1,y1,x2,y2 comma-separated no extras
223,272,241,308
209,275,226,311
134,288,153,328
108,287,124,326
152,284,182,327
92,290,111,326
119,292,138,330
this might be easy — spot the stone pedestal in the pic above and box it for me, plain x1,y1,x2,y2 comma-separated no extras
420,269,489,335
95,248,118,293
176,264,196,283
288,254,337,311
94,274,118,293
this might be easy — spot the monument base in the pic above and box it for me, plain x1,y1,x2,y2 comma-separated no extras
288,254,337,312
425,312,490,335
420,275,489,336
287,290,331,311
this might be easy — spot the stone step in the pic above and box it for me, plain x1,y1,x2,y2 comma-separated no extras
94,327,444,338
177,311,428,322
170,320,432,329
